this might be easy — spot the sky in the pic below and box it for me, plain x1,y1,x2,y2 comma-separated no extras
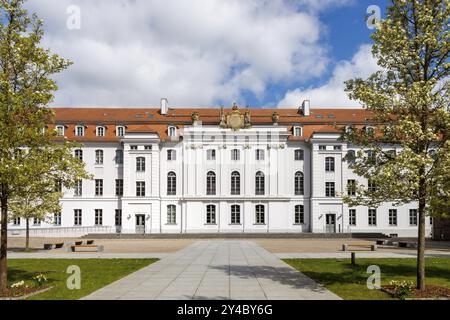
25,0,387,109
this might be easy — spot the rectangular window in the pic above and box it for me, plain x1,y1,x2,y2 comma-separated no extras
144,145,152,150
12,217,21,226
368,209,377,226
115,150,123,164
325,182,335,197
207,149,216,161
74,180,82,196
54,212,62,226
294,149,304,161
347,180,356,196
167,205,176,224
293,126,302,136
295,205,304,224
33,218,41,226
231,205,241,224
130,145,138,150
136,157,146,172
75,149,83,161
136,182,145,197
389,209,397,226
206,205,216,224
95,209,103,226
231,149,240,161
349,209,356,226
95,179,103,196
368,180,377,192
74,209,82,226
167,149,176,161
319,145,327,150
115,209,122,226
325,157,335,172
409,209,418,226
255,205,265,224
95,150,104,165
115,179,123,196
334,145,342,150
256,149,265,161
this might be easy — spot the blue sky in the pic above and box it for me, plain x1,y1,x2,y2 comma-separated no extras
25,0,387,109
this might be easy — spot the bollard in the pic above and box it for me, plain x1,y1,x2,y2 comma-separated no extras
351,252,356,265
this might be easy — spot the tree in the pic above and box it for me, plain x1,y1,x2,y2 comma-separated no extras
343,0,449,291
0,0,84,292
9,145,90,251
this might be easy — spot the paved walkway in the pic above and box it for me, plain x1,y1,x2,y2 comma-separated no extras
82,240,340,300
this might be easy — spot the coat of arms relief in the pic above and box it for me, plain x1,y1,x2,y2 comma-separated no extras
219,103,252,130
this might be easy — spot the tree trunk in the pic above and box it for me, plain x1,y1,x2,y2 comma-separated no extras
0,193,8,293
25,218,29,251
417,177,426,291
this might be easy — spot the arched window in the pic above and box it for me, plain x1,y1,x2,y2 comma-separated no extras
255,171,265,195
168,126,177,137
167,172,176,195
56,125,65,136
116,126,125,137
295,205,304,224
136,157,145,172
96,126,105,137
206,205,216,224
255,205,265,224
95,150,104,165
75,125,85,136
206,171,216,195
295,172,304,195
167,205,176,224
231,171,241,195
325,157,335,172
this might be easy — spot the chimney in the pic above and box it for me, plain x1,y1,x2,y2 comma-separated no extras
161,98,168,115
302,100,310,116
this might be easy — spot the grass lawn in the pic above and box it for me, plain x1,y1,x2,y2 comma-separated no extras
7,259,158,300
284,258,450,300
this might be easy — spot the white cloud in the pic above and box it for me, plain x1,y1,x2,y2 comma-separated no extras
277,44,380,108
24,0,352,107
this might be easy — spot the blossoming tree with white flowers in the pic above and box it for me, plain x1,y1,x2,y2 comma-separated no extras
343,0,449,291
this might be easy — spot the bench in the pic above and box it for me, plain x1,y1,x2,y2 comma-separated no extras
70,245,104,252
43,243,65,250
342,244,377,252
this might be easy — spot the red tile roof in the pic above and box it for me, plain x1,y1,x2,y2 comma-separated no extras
50,107,372,142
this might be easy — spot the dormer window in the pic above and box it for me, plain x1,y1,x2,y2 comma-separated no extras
168,125,176,137
293,126,302,137
56,125,65,136
75,125,85,137
345,125,353,134
116,126,125,137
96,126,106,137
365,126,375,136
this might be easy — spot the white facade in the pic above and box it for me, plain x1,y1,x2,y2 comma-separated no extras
8,110,432,238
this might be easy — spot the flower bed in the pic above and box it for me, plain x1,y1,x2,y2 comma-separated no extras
382,284,450,299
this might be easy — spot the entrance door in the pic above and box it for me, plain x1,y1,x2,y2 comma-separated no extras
325,214,336,233
135,214,146,234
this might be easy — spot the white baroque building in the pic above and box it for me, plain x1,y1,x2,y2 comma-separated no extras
8,100,432,237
